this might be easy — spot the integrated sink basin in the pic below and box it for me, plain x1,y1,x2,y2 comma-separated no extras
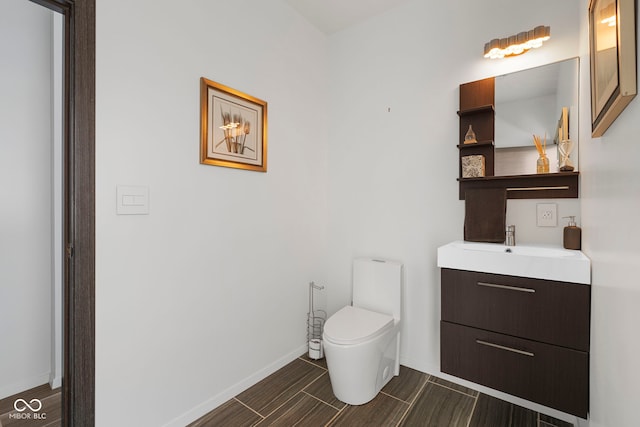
437,241,591,284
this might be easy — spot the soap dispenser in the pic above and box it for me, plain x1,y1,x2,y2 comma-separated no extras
563,216,581,250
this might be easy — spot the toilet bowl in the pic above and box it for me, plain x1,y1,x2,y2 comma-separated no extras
322,258,402,405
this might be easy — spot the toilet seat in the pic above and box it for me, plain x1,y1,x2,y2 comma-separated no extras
324,306,394,345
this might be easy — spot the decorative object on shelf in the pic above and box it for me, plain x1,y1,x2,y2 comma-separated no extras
461,155,485,178
554,107,570,145
533,134,549,173
536,155,549,173
558,139,575,172
200,77,268,172
589,0,637,137
484,25,550,59
464,125,477,144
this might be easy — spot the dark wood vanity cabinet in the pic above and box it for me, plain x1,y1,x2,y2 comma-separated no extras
440,268,591,418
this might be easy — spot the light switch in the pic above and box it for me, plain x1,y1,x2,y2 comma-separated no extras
117,185,149,215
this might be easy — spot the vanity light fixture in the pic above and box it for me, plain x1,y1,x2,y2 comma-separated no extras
483,25,551,59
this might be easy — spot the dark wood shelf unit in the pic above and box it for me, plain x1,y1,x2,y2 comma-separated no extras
458,78,495,179
458,172,579,200
460,79,495,111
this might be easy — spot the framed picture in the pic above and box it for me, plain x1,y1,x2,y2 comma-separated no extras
200,78,267,172
589,0,637,137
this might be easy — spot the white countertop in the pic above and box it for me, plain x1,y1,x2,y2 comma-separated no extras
437,241,591,284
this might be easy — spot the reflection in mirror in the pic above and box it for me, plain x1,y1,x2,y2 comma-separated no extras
0,0,63,423
494,58,579,176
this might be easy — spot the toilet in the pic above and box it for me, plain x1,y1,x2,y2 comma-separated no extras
322,258,402,405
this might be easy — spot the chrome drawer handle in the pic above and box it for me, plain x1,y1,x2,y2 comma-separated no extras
476,339,534,357
477,281,535,293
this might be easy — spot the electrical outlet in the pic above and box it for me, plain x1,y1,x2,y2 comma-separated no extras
537,203,557,227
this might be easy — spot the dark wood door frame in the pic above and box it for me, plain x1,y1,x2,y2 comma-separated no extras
29,0,95,425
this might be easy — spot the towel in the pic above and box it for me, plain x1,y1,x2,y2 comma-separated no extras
464,188,507,243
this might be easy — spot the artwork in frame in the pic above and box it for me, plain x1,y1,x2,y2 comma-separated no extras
589,0,637,137
200,77,267,172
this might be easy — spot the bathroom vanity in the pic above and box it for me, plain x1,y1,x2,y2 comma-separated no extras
437,241,591,418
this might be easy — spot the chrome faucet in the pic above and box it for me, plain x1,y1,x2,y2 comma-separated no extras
505,225,516,246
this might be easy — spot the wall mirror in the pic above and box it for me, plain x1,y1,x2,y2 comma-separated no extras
494,58,579,176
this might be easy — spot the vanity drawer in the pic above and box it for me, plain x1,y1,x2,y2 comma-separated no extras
441,321,589,418
441,268,590,351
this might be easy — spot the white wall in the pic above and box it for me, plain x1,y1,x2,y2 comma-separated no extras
578,0,640,425
0,0,54,399
95,1,329,426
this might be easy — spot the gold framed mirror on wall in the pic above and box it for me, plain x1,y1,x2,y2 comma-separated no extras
589,0,637,137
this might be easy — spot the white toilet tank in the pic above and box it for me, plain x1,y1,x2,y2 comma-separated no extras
352,258,402,320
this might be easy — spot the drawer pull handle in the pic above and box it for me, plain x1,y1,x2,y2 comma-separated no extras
476,339,534,357
477,281,535,293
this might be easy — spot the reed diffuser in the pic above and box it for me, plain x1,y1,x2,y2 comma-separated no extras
533,134,549,173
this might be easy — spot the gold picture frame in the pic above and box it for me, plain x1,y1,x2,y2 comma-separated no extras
200,78,267,172
589,0,637,137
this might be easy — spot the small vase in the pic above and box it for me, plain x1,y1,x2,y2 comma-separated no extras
464,125,477,144
537,154,549,174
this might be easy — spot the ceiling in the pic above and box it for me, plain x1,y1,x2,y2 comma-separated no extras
285,0,413,34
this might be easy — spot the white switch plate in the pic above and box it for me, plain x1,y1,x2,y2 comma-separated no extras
536,203,557,227
117,185,149,215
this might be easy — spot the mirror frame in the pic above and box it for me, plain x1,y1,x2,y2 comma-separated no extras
27,0,95,425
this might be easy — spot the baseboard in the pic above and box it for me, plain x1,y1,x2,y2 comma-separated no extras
162,344,308,427
0,373,51,401
49,374,62,390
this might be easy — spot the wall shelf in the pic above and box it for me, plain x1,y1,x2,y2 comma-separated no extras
457,140,494,149
458,172,579,199
457,104,495,116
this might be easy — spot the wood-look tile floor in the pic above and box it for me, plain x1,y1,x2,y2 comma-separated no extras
0,384,61,427
189,354,573,427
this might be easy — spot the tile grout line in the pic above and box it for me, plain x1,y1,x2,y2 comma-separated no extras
464,393,480,427
324,402,347,427
255,395,301,426
297,356,328,371
301,369,332,397
299,369,343,410
394,374,432,427
301,390,343,411
253,369,327,422
380,390,413,405
232,397,265,421
404,373,431,406
428,378,479,398
297,362,349,414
